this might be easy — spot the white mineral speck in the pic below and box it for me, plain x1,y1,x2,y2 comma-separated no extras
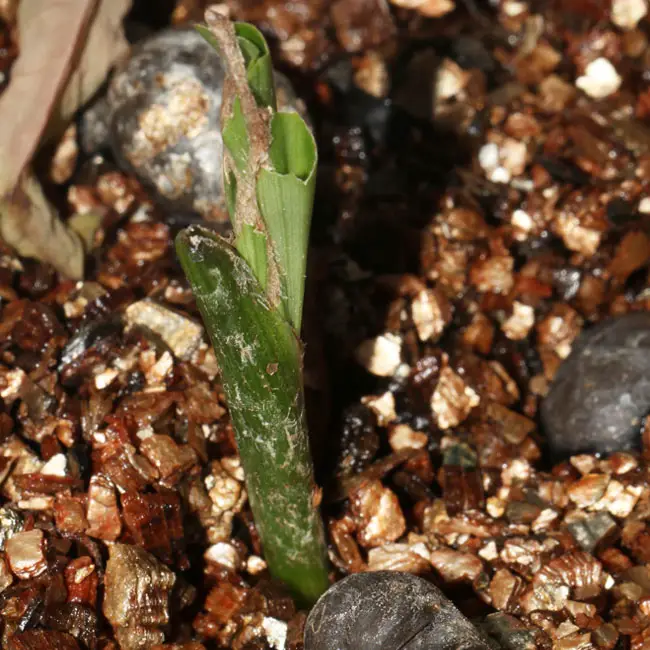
503,0,527,16
246,555,267,574
638,197,650,214
611,0,648,29
389,424,428,451
435,59,469,101
136,426,155,441
94,367,119,390
355,334,402,377
512,208,533,231
502,302,535,341
490,167,511,184
362,391,397,426
478,143,499,171
262,617,288,650
576,58,621,99
204,542,240,571
40,454,67,477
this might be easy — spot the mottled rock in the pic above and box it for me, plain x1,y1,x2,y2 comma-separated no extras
541,312,650,457
81,28,303,222
304,571,492,650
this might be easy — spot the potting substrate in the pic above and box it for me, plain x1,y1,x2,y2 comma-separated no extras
1,1,650,649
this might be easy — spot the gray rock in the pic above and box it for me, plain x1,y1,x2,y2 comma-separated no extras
541,312,650,458
80,27,304,222
304,571,492,650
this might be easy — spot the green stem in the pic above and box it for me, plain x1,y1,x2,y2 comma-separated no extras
176,227,329,606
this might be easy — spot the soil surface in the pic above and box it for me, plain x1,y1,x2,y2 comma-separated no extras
1,1,650,649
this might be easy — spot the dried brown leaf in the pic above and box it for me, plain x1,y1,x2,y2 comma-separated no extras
0,0,130,195
0,173,85,278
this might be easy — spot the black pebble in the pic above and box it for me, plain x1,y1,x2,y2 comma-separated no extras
58,317,122,376
337,404,379,475
606,197,638,226
304,571,492,650
541,312,650,458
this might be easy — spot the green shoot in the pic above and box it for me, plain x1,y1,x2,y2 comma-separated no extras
176,11,329,606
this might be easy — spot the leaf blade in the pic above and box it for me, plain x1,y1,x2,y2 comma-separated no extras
222,97,250,173
237,223,269,293
175,226,329,605
256,112,317,331
233,22,276,110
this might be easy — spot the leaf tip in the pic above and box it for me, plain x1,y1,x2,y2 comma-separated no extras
175,224,213,262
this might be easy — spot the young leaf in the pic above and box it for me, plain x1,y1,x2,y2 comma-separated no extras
257,112,317,332
198,11,282,310
233,23,276,110
176,226,329,605
201,21,276,111
237,224,268,292
221,98,250,175
194,24,221,53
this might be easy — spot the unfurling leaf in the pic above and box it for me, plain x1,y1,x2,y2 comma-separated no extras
233,22,276,110
198,16,317,332
257,112,317,332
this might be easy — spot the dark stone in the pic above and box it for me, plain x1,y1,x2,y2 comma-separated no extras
337,404,379,475
606,197,638,225
541,312,650,458
304,571,492,650
536,155,590,185
58,317,122,378
451,36,496,73
481,613,539,650
17,260,56,298
42,603,98,650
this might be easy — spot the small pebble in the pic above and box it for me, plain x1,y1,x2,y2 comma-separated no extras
80,27,303,221
304,571,492,650
355,333,403,377
611,0,648,30
541,312,650,458
576,58,622,99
